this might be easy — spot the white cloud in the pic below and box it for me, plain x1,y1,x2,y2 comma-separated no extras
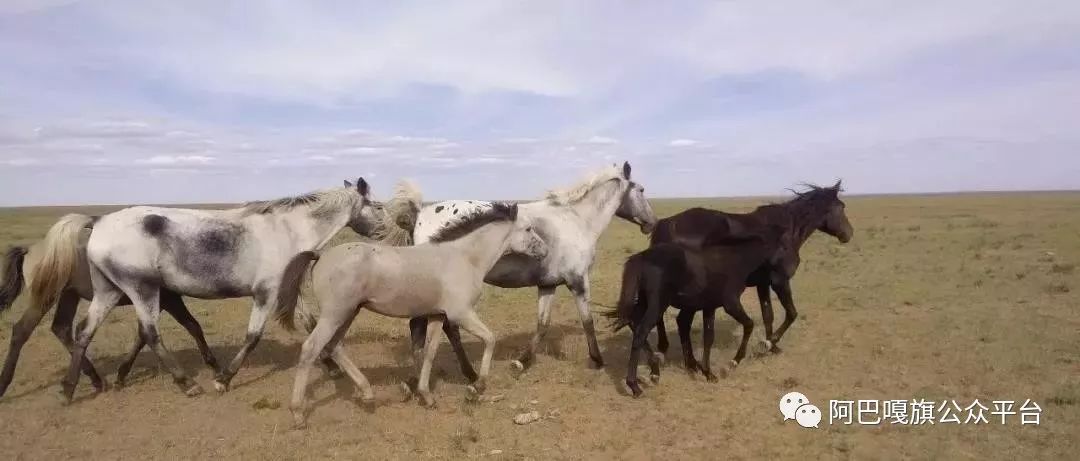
584,135,618,144
137,155,215,165
669,139,697,147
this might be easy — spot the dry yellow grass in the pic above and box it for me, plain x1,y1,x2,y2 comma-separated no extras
0,193,1078,460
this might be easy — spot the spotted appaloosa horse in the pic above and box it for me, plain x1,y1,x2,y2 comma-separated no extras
390,162,657,377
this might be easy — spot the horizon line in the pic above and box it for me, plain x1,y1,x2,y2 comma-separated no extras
2,187,1078,210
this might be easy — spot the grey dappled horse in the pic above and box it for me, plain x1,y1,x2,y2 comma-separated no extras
31,178,380,402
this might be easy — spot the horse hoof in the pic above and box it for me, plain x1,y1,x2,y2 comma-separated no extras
326,368,345,380
359,396,376,413
213,380,229,393
184,383,204,397
113,380,125,390
509,360,525,377
756,339,774,355
704,372,719,383
626,380,643,398
92,380,109,393
770,344,784,354
420,394,437,408
590,356,605,369
291,412,307,430
649,374,661,384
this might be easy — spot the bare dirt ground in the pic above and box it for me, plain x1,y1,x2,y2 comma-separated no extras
0,193,1078,460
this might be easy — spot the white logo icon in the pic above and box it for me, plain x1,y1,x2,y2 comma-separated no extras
779,391,818,429
796,404,822,428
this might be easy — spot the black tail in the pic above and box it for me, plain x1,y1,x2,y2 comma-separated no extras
274,251,320,332
603,253,646,332
0,246,28,314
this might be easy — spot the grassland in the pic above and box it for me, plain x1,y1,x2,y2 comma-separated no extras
0,193,1078,460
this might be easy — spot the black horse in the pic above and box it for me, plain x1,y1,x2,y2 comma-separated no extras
605,183,853,396
605,235,787,397
649,182,853,360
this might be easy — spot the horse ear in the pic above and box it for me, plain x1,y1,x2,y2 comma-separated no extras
622,161,631,180
508,203,519,221
356,177,369,196
833,179,843,192
343,179,353,187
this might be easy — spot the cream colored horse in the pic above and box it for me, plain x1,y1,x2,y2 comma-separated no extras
276,202,546,428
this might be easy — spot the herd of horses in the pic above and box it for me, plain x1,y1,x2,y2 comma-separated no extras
0,161,853,427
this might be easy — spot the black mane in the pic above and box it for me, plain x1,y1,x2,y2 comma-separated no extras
428,202,518,243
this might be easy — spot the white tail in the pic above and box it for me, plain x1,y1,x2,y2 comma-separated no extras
28,214,94,310
374,179,423,246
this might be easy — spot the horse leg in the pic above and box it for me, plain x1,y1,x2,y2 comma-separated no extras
655,315,669,355
442,322,478,382
1,290,63,397
769,280,798,353
294,306,342,379
290,309,346,429
450,309,494,398
213,294,273,392
54,293,107,391
113,322,146,388
699,308,718,382
320,309,372,404
128,285,203,397
401,316,427,398
626,275,663,398
417,316,445,408
569,276,604,368
721,295,754,374
675,308,699,374
161,292,222,376
511,286,555,373
61,266,123,404
756,283,776,354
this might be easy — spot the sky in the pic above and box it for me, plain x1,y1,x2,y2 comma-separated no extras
1,1,1079,206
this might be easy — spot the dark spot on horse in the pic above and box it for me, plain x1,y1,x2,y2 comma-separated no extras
142,215,168,237
435,205,445,213
198,230,234,255
453,209,459,215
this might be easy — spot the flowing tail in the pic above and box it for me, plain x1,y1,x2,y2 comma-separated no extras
0,246,28,314
28,214,95,311
274,251,320,332
373,179,423,246
603,253,646,332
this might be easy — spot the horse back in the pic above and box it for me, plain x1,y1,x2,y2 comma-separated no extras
89,206,255,298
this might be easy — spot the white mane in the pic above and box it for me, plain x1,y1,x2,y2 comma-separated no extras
242,186,359,216
544,164,625,206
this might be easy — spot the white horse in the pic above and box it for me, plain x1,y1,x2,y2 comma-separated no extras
276,202,546,427
36,178,381,402
395,162,657,374
2,183,403,398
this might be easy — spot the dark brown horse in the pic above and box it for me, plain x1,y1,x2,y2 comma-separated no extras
648,182,853,365
605,232,790,397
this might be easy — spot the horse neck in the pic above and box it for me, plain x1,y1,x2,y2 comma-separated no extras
782,203,825,251
264,203,355,252
444,221,515,272
567,179,626,239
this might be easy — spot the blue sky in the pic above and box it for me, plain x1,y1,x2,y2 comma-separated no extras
1,1,1079,206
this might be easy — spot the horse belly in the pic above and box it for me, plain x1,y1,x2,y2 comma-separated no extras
483,253,546,289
